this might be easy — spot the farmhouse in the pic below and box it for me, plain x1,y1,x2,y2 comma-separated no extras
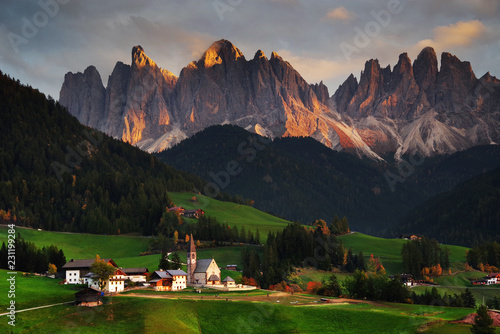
62,258,117,285
184,209,205,219
149,269,188,291
226,264,238,271
75,287,102,307
399,234,422,241
86,268,126,293
473,273,500,285
187,234,221,285
122,267,149,283
168,206,185,214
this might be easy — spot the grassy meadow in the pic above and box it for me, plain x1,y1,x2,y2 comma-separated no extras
339,232,469,275
169,191,292,239
1,295,482,334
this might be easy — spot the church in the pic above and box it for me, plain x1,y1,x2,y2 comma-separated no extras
187,234,221,285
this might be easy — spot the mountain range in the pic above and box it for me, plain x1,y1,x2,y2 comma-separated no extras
60,40,500,160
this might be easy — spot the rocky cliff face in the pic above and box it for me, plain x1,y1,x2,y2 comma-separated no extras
60,41,500,160
332,47,500,158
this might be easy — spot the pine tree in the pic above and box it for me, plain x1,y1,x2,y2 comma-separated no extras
471,304,495,334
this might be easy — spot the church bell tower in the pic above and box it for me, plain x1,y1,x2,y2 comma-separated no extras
187,234,196,284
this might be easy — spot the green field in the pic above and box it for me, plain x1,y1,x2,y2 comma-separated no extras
0,227,151,260
339,232,469,275
0,269,81,310
169,192,292,239
1,295,480,334
411,284,500,307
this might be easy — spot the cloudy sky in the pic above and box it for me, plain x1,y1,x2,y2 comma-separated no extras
1,0,499,98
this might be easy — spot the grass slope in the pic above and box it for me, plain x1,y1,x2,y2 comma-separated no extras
339,232,469,275
2,296,479,334
0,269,80,310
0,227,150,260
169,191,292,239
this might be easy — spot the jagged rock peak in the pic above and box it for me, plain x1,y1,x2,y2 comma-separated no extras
394,53,412,73
200,39,244,68
270,51,282,61
254,50,267,60
132,45,157,68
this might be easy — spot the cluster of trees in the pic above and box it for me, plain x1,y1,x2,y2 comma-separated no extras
152,212,262,253
410,287,476,308
158,252,182,270
401,237,450,278
343,271,410,303
241,222,364,288
0,233,66,274
486,296,500,310
0,71,205,236
466,241,500,270
185,216,261,245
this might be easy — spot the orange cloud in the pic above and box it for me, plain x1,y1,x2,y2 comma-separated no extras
414,20,487,51
325,7,356,22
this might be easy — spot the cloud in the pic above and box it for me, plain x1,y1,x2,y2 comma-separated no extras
414,20,488,51
275,49,363,88
325,7,356,22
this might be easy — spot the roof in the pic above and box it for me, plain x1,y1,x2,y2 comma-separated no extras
75,287,101,296
208,274,220,281
62,259,115,269
167,270,187,276
194,259,215,273
189,234,196,253
222,276,235,282
486,273,500,278
226,264,237,267
152,270,173,279
122,268,149,275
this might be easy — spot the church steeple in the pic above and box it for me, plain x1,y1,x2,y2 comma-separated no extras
187,234,196,284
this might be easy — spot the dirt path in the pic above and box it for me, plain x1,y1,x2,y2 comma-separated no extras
118,292,385,307
0,301,74,317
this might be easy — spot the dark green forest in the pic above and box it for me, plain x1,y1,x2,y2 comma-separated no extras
399,167,500,246
0,71,205,235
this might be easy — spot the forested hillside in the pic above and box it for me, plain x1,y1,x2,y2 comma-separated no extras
157,125,500,235
398,167,500,246
0,71,205,235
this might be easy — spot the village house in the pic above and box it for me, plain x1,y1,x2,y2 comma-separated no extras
183,209,205,219
86,268,126,293
168,206,185,214
62,258,118,285
399,234,423,241
472,273,500,286
149,269,188,291
226,264,238,271
121,267,149,283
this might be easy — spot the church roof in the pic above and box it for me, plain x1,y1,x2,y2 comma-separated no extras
208,274,220,281
194,259,215,273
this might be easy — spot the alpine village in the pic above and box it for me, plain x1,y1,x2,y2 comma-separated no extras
1,2,500,333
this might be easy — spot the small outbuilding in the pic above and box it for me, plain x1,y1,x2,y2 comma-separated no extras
222,276,236,287
75,287,102,307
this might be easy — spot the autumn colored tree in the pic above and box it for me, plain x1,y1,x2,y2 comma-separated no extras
48,263,57,275
173,230,179,245
185,234,190,243
90,255,116,291
307,281,323,294
314,219,330,235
